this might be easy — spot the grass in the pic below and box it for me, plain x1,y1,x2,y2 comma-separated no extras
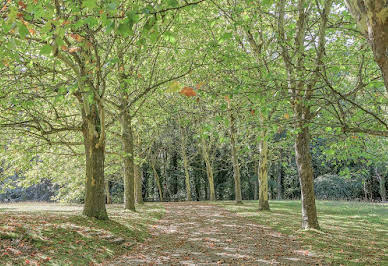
215,200,388,265
0,202,164,265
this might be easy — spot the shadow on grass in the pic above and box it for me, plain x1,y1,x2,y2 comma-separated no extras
0,203,164,265
215,200,388,265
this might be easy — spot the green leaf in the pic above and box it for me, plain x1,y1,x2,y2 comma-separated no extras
82,0,97,9
40,44,52,55
168,0,179,7
87,93,94,104
166,81,181,93
163,31,176,44
117,23,132,36
262,0,272,7
18,24,29,39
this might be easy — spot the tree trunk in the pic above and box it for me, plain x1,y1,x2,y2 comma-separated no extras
230,112,242,204
254,178,258,201
135,164,144,204
162,152,170,200
151,157,163,202
345,0,388,92
82,111,108,220
375,168,387,201
258,130,270,210
379,175,387,202
180,126,192,201
277,160,283,200
105,180,111,204
133,133,143,204
253,161,258,200
201,138,216,201
171,151,178,195
363,179,368,201
295,125,320,229
121,112,135,211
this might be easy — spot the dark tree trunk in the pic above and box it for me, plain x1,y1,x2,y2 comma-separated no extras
180,126,192,201
151,157,163,202
201,138,216,201
295,126,319,229
82,111,108,220
253,162,258,200
277,160,283,200
379,175,387,202
135,164,144,204
105,180,111,204
258,131,270,211
171,151,178,195
230,112,242,204
375,168,387,202
121,112,135,211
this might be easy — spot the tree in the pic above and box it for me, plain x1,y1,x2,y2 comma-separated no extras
345,1,388,92
276,0,333,229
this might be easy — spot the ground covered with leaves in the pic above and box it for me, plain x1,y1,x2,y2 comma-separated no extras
109,202,322,265
217,200,388,265
1,201,386,265
0,203,164,265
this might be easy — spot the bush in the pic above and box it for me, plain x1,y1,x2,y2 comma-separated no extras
314,174,363,200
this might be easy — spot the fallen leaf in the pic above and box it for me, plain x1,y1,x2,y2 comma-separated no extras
180,87,196,97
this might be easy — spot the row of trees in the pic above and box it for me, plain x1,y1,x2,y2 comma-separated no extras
0,0,387,230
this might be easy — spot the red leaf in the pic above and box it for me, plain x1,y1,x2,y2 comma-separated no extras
70,33,83,42
28,28,36,35
62,20,71,26
1,0,11,12
179,87,196,97
18,1,27,9
68,47,81,53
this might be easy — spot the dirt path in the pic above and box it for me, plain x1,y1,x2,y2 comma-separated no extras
106,202,322,265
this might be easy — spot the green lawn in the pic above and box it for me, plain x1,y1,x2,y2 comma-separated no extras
0,203,164,265
216,200,388,265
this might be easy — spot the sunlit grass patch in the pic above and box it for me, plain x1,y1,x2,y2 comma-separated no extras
0,202,164,265
215,200,388,265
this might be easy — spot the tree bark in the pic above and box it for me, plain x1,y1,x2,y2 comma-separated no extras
82,109,108,220
258,130,270,210
277,160,283,200
229,112,242,204
180,126,192,201
105,180,111,204
133,133,143,204
151,156,163,202
345,0,388,92
295,125,320,229
171,151,178,195
375,168,387,202
162,152,170,200
379,175,387,202
253,161,258,200
121,112,135,211
134,164,144,204
201,137,216,201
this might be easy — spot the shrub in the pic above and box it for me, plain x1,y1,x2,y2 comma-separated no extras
314,174,363,200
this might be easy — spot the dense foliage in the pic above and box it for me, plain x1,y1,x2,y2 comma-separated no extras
0,0,387,229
